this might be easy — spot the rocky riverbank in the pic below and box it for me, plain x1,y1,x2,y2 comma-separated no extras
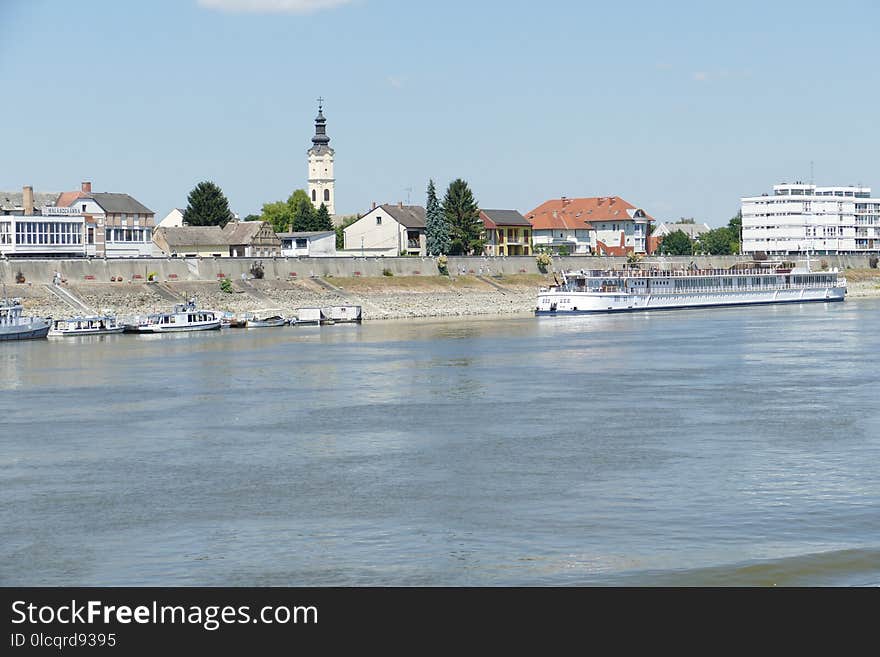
10,274,549,321
9,270,880,321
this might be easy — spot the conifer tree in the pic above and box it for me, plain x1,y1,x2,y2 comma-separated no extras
183,181,234,227
425,179,450,255
291,195,317,232
313,203,333,232
442,178,483,255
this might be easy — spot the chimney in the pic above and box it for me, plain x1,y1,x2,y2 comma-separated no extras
398,201,403,208
22,186,34,216
371,201,377,210
81,181,92,193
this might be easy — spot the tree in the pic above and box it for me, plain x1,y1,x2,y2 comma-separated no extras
728,211,742,253
425,179,450,255
335,215,359,250
243,214,261,222
291,194,316,232
659,229,693,255
259,201,293,233
312,203,333,232
287,189,311,213
183,181,234,227
697,227,735,255
442,178,483,255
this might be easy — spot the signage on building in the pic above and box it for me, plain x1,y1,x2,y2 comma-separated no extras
43,206,84,216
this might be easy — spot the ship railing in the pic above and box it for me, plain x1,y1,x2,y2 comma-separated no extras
565,268,838,279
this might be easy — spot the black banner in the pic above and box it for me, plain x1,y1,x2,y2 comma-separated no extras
0,586,867,653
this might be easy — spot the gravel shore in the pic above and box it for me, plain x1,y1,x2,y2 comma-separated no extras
10,275,543,321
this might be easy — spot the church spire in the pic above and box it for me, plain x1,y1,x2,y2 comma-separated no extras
307,97,335,215
311,97,330,150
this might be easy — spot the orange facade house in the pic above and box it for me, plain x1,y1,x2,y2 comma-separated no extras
525,196,654,255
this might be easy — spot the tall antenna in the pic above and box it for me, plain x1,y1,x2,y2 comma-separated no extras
404,187,412,204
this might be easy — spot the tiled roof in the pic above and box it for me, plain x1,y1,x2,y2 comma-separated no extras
56,191,153,214
480,209,531,228
380,204,426,228
0,190,62,212
653,222,710,238
55,191,84,208
222,221,264,244
525,196,653,231
154,226,226,247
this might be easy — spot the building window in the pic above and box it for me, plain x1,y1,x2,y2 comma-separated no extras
296,238,308,249
82,204,87,212
324,189,330,202
312,189,316,202
376,216,382,225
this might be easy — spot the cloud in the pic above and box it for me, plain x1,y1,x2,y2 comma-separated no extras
197,0,355,14
387,75,407,89
692,71,709,82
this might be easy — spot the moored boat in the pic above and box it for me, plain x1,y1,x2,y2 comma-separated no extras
244,309,287,328
291,307,322,326
0,295,50,341
134,298,222,332
49,315,125,336
536,261,847,315
323,305,362,323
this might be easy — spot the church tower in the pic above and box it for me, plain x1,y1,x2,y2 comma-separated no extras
307,98,335,215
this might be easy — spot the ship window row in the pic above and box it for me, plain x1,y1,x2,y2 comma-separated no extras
14,221,83,245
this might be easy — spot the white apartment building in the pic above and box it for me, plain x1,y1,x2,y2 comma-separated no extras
742,182,880,255
0,209,87,258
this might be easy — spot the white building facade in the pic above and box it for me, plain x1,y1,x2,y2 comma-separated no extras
307,100,335,215
278,231,337,257
742,183,880,255
343,204,426,257
0,208,86,257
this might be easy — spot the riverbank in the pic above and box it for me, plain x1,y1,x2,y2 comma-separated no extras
9,270,880,321
9,274,549,320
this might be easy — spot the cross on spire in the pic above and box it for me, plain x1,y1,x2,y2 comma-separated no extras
317,96,324,111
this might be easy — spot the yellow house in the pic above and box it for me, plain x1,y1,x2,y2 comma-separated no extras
480,209,532,256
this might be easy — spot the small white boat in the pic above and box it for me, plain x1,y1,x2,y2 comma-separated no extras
135,298,222,333
323,305,362,323
291,307,322,326
244,308,287,328
49,315,125,336
0,295,50,341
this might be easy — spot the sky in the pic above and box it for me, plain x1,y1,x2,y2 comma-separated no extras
1,0,878,226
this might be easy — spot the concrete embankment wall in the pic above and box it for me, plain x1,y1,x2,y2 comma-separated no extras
1,254,876,285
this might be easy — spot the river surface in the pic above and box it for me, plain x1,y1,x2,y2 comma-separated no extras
2,299,879,586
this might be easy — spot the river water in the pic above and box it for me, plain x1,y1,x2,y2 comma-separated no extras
2,299,879,586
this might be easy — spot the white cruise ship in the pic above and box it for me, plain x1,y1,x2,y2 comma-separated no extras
536,261,846,315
